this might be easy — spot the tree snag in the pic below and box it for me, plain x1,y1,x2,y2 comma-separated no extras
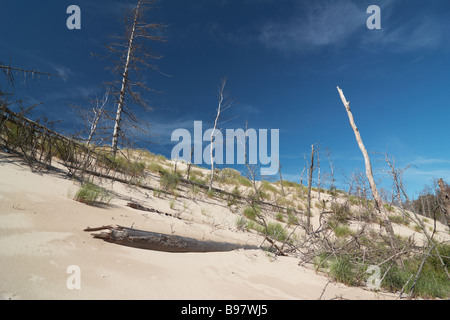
306,144,315,233
337,86,398,253
84,225,257,253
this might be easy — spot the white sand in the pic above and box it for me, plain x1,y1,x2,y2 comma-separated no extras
0,152,408,300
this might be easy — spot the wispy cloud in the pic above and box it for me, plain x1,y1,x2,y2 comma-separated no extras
41,85,98,103
257,0,365,53
412,157,450,166
362,17,443,53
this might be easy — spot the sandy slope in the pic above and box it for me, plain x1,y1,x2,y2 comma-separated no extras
0,152,401,300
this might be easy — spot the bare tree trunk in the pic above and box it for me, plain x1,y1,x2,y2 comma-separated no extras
438,178,450,228
279,162,285,196
186,146,194,180
306,144,315,233
317,150,321,201
243,120,260,199
111,1,141,157
421,196,426,217
300,166,306,197
337,87,398,252
327,148,335,191
87,91,108,146
208,79,226,192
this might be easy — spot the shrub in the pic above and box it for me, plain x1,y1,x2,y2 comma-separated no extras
235,216,248,231
237,176,253,188
333,224,353,238
287,213,299,225
160,171,181,191
330,203,352,224
75,182,112,205
147,161,165,174
280,180,302,189
275,212,284,222
155,154,167,162
189,169,206,185
265,222,288,242
243,206,259,221
261,181,279,195
227,186,241,207
54,140,76,163
99,153,146,176
329,256,355,286
314,252,330,270
389,214,410,226
216,168,252,187
348,195,360,206
381,247,450,299
247,220,265,233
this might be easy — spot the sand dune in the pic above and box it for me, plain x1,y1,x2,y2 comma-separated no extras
0,151,405,300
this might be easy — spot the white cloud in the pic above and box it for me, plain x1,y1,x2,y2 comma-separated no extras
362,18,443,53
257,0,365,53
412,157,450,166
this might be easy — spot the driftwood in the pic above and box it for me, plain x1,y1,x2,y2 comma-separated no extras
84,225,258,253
126,202,180,219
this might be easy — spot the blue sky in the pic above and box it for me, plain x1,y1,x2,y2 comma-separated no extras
1,0,450,199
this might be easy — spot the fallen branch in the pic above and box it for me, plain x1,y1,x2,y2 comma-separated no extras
126,202,180,219
84,225,258,253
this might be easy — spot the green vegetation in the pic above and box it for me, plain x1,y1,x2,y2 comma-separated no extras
275,212,284,222
160,171,181,192
315,243,450,299
215,168,252,187
330,203,352,225
226,186,241,207
243,206,259,221
235,216,248,231
147,161,166,174
389,214,410,226
188,169,206,185
247,220,265,233
381,244,450,298
261,181,279,195
264,222,288,242
329,255,355,286
287,212,299,225
98,153,146,176
348,195,362,206
333,224,354,238
74,182,112,205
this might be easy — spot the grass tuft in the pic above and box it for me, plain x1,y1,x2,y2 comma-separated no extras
75,182,112,205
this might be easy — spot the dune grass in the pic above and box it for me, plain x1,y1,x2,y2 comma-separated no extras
75,182,112,205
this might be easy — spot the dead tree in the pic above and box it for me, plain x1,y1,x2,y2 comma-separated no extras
317,149,322,201
278,161,286,196
437,178,450,228
0,63,58,88
105,0,166,157
208,78,233,191
306,144,315,233
87,91,109,146
185,146,194,180
242,120,261,199
384,154,450,280
337,87,398,253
